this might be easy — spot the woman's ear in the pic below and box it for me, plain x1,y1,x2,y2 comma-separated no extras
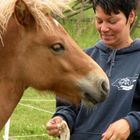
14,0,35,28
129,10,135,25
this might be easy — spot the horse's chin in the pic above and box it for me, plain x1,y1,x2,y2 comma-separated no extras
54,91,81,106
81,99,96,108
81,93,107,108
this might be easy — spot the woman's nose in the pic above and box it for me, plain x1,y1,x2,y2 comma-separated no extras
100,22,109,32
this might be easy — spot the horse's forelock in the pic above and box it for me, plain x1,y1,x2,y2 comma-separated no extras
0,0,17,46
24,0,73,31
0,0,73,44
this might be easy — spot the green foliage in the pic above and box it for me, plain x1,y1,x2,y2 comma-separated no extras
61,9,100,49
61,20,99,48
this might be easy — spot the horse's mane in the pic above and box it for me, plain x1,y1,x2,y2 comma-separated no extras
0,0,72,46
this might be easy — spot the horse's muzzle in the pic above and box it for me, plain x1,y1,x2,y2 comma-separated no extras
77,73,110,106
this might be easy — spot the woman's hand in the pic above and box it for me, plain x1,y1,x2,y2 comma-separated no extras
46,116,64,137
101,119,131,140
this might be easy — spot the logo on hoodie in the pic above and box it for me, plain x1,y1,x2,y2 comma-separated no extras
112,75,139,91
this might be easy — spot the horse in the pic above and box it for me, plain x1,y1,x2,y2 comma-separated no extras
0,0,109,130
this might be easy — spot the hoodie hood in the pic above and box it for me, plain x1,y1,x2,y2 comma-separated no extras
87,39,140,77
95,39,140,54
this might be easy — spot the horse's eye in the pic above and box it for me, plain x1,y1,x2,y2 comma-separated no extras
50,43,65,54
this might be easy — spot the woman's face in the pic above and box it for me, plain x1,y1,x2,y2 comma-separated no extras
95,6,135,49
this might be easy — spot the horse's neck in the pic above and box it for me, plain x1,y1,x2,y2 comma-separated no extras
0,80,24,130
0,15,29,130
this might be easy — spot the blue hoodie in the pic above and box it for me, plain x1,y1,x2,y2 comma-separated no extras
54,39,140,140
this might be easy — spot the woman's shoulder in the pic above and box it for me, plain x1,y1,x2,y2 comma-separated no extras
133,38,140,44
84,40,104,54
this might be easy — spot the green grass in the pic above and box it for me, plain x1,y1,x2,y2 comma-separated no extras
61,20,99,48
0,88,59,140
60,9,99,49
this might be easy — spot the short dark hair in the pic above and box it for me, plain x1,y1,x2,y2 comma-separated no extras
92,0,137,19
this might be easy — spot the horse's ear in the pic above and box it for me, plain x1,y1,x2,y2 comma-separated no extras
15,0,35,28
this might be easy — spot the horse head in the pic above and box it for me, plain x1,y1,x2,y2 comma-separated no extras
0,0,109,129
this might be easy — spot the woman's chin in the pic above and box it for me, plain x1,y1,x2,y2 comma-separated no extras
102,39,115,47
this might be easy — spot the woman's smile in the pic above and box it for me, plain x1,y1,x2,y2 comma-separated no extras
101,34,114,40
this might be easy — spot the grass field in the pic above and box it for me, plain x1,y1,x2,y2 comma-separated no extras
0,88,59,140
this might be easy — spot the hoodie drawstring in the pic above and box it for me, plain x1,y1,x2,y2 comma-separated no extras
107,50,117,77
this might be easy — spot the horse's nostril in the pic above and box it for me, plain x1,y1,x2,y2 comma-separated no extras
100,80,109,97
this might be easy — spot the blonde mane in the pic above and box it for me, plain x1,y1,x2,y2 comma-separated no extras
0,0,73,46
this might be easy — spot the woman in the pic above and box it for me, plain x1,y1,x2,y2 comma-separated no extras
47,0,140,139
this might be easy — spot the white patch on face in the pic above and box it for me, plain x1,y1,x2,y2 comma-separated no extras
53,19,60,26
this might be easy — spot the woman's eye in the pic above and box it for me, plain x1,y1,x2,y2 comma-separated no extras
96,19,103,24
50,43,65,54
109,19,117,24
